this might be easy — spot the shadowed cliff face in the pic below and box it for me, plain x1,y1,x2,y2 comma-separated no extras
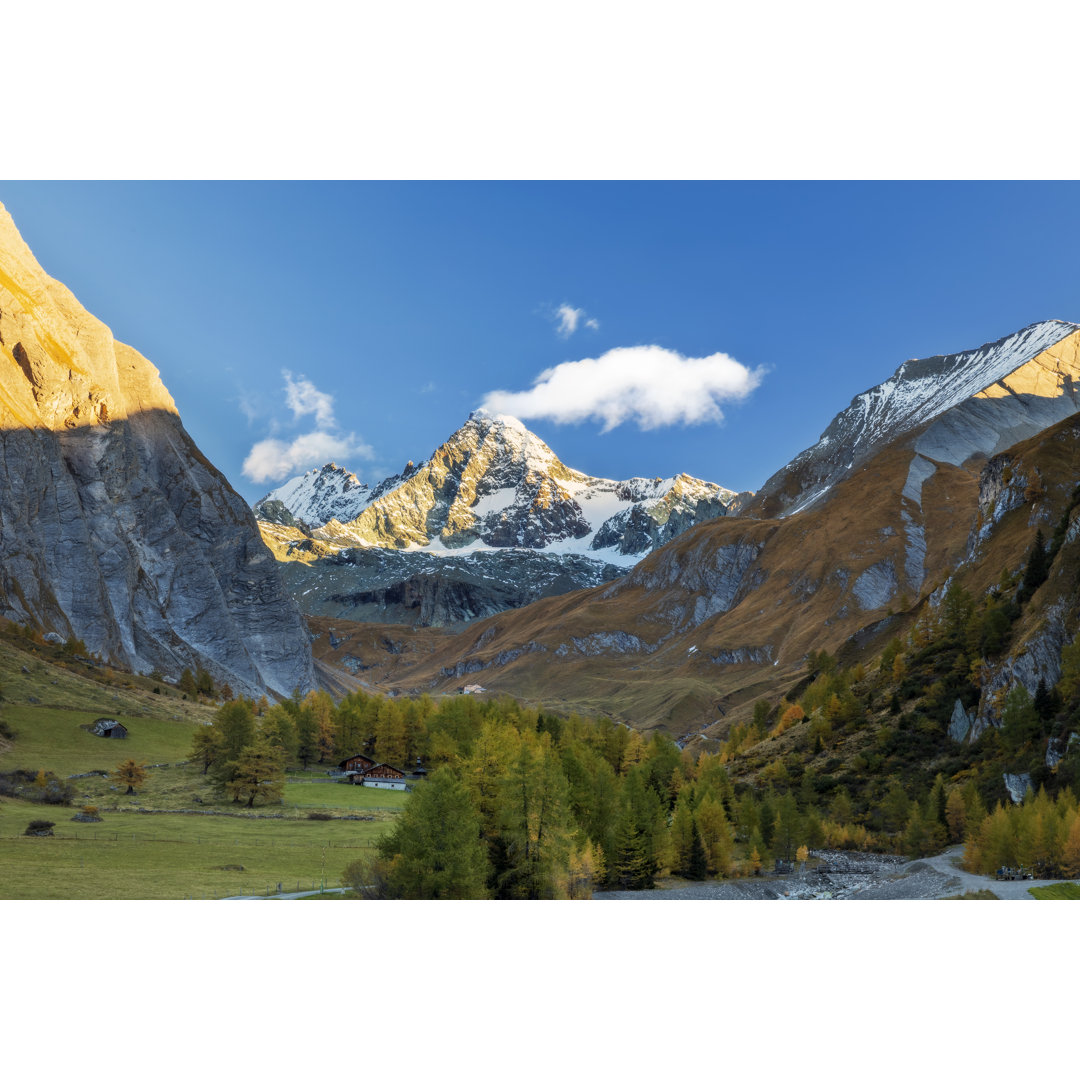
0,409,315,698
0,201,315,698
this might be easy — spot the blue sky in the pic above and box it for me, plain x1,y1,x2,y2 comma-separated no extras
4,180,1080,503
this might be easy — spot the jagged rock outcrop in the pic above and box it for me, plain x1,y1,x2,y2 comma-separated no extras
970,599,1071,740
0,202,314,698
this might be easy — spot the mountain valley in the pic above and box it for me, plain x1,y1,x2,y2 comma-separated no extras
5,194,1080,901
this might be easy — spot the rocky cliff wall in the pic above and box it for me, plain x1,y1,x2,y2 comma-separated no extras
0,202,315,698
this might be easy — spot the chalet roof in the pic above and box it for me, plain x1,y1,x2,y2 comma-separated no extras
362,762,405,776
91,718,127,733
339,753,376,769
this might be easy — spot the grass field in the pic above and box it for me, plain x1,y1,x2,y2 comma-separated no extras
2,704,202,776
1028,881,1080,900
282,779,410,812
0,632,417,898
0,796,394,899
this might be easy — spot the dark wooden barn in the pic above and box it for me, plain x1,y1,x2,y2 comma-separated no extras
90,718,128,739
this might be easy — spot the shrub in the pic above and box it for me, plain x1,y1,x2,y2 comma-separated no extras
0,769,74,804
341,854,394,898
307,811,334,821
24,819,55,836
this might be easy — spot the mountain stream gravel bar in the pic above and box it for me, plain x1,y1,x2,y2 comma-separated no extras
595,847,1078,900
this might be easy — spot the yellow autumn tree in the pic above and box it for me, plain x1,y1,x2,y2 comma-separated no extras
770,703,804,739
563,839,604,899
695,793,733,877
945,788,967,843
1059,810,1080,878
113,759,148,796
621,730,647,772
748,846,763,876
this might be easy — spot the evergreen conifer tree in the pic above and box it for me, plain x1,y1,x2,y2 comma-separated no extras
687,819,708,881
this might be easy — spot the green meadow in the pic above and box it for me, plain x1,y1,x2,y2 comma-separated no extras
1028,882,1080,900
282,779,409,812
0,650,408,898
0,796,392,899
2,703,201,776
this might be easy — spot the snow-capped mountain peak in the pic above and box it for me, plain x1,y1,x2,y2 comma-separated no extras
255,462,372,530
255,412,739,564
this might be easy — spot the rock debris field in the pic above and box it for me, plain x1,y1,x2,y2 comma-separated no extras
595,847,1077,900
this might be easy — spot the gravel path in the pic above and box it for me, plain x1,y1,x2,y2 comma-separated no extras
222,887,350,900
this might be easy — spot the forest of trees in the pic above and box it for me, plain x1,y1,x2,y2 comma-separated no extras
187,508,1080,897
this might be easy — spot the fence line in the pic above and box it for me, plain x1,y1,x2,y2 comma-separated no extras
0,834,379,850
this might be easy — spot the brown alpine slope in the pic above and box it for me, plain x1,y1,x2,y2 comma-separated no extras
0,202,315,698
347,323,1080,736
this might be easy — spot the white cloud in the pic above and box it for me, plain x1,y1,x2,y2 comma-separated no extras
241,371,374,485
243,431,374,485
480,345,765,432
283,370,337,426
552,304,599,338
555,304,584,338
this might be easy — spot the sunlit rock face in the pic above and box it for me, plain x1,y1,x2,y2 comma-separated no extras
0,202,315,698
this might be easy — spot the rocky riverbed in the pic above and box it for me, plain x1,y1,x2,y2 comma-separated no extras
595,847,1077,900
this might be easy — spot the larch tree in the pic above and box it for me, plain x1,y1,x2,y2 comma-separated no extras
945,788,967,843
113,759,148,796
374,700,407,770
225,734,286,808
190,724,224,775
496,738,575,900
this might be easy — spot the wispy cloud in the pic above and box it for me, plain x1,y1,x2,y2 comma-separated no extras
480,345,764,431
283,371,336,426
236,390,262,424
242,371,373,485
553,303,599,339
555,304,583,338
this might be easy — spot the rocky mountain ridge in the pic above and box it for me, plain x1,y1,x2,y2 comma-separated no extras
255,410,741,624
750,319,1080,518
0,201,315,699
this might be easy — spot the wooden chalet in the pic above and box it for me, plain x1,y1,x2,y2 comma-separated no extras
355,763,408,790
339,753,376,776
